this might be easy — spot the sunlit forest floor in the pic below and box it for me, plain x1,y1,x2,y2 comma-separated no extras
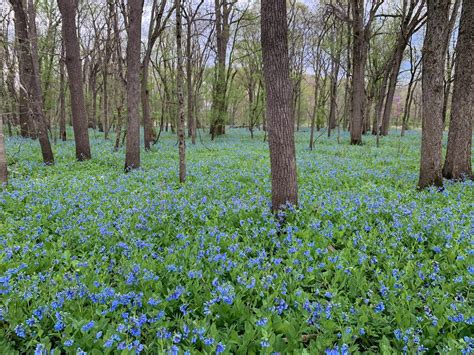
1,129,472,354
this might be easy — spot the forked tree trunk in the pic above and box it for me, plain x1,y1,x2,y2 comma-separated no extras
124,0,143,172
13,2,35,139
419,0,449,189
443,0,473,180
58,0,91,161
10,0,54,165
261,0,298,211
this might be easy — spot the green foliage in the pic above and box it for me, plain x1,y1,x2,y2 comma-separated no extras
0,130,472,354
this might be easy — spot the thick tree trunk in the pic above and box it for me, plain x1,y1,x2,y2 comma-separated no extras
210,0,231,139
261,0,298,211
418,0,449,189
13,1,36,138
10,0,54,164
124,0,143,172
0,115,7,186
58,0,91,161
176,0,186,183
443,0,473,180
350,0,366,145
59,40,66,141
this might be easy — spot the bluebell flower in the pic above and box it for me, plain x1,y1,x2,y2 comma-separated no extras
81,320,95,332
374,302,385,313
216,343,225,353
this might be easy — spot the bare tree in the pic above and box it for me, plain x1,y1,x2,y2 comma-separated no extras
379,0,426,136
443,0,473,180
261,0,298,211
142,0,170,150
418,0,449,189
124,0,143,172
58,0,92,161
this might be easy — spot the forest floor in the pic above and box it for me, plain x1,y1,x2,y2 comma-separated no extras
0,129,472,354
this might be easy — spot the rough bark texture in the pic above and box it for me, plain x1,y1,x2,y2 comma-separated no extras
13,1,36,138
10,0,54,165
350,0,367,145
261,0,298,211
0,115,7,186
443,0,473,180
418,0,449,189
210,0,232,139
124,0,143,172
59,40,67,141
176,0,186,183
58,0,91,161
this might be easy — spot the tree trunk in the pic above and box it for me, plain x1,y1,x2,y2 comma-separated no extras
210,0,232,139
309,74,320,150
124,0,143,172
0,115,7,186
328,28,341,135
58,0,91,161
401,80,417,137
10,0,54,164
350,0,366,145
176,0,186,183
418,0,449,189
380,46,404,136
13,1,36,139
141,55,155,150
261,0,298,211
443,0,473,180
186,21,195,144
59,40,66,141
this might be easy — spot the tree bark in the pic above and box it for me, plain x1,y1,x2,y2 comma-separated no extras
176,0,186,183
443,0,473,180
350,0,366,145
0,115,7,186
10,0,54,165
59,39,66,141
418,0,449,189
186,17,195,144
380,45,404,136
210,0,233,139
261,0,298,211
13,0,36,138
58,0,91,161
124,0,143,172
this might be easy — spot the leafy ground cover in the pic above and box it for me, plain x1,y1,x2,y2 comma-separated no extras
0,130,472,354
